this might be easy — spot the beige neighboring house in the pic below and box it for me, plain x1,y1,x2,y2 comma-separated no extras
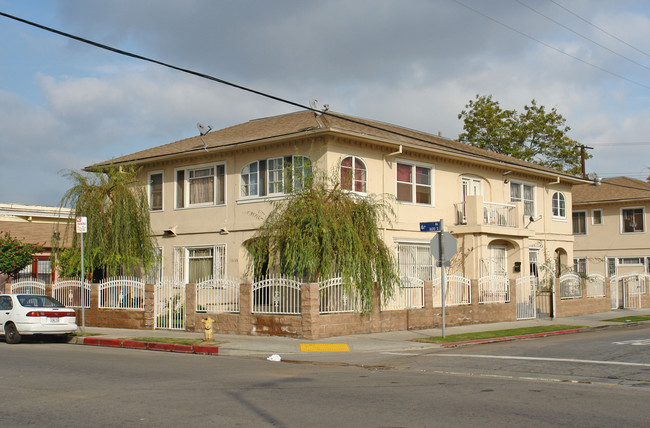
92,110,588,286
0,203,72,285
572,177,650,278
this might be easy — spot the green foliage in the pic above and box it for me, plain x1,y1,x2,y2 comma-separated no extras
0,232,43,280
458,94,589,175
56,166,158,278
245,169,400,312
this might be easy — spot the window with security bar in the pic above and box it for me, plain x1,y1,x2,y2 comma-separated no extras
174,245,226,284
396,243,434,281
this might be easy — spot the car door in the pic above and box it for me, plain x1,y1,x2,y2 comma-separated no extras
0,296,14,328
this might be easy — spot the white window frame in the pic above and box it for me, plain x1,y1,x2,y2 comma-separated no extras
148,170,164,212
240,155,312,200
572,210,587,235
510,180,535,217
617,257,644,266
620,207,645,234
395,159,434,206
551,192,566,220
174,162,226,209
591,209,603,225
573,257,587,275
340,155,368,194
173,245,227,283
395,241,435,281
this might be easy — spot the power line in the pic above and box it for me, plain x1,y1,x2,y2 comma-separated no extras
548,0,650,59
0,10,594,182
516,0,650,73
451,0,650,91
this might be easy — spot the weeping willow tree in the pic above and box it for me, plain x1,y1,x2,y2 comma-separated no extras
245,169,400,312
55,166,158,279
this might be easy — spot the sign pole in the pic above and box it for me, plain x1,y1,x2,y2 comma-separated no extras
439,219,446,338
80,232,85,329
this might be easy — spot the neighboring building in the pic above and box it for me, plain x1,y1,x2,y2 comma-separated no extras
0,203,72,284
572,177,650,277
92,110,588,286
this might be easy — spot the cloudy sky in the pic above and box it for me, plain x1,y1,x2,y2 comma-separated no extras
1,0,650,206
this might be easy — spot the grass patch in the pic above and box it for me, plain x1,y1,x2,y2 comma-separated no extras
414,325,584,343
603,315,650,323
121,337,226,346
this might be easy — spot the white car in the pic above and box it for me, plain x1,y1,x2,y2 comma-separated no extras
0,294,77,344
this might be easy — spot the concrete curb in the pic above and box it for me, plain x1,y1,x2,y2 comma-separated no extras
441,328,584,348
72,336,219,355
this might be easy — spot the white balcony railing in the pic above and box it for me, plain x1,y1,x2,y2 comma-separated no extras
455,201,517,227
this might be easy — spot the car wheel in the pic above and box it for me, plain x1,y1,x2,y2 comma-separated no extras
5,323,22,344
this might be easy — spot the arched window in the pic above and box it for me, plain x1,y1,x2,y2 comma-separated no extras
241,161,259,197
340,156,367,193
552,192,566,218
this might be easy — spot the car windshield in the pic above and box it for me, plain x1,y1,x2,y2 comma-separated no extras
17,295,66,308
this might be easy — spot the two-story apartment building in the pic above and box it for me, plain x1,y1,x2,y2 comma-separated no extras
572,177,650,277
93,110,588,286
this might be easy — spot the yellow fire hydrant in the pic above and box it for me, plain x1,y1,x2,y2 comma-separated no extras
201,317,215,341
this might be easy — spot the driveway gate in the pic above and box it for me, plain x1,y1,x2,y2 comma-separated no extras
154,280,185,330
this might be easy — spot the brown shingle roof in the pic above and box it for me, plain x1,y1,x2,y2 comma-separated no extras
573,176,650,204
91,110,587,182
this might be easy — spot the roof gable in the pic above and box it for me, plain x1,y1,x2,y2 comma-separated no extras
573,176,650,204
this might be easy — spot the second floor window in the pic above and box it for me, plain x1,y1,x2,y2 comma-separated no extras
241,155,312,198
510,181,535,216
552,192,566,218
396,161,432,204
622,207,645,233
148,172,163,211
573,211,586,235
340,156,367,193
176,163,225,208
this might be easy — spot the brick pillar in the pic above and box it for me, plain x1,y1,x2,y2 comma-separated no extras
45,283,53,297
301,282,320,339
185,283,197,332
370,285,382,332
143,283,155,329
470,279,479,323
238,283,252,335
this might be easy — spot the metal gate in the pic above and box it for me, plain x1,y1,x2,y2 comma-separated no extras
622,274,643,309
154,280,185,330
516,275,537,320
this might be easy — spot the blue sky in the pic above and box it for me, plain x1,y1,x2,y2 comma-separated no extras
1,0,650,206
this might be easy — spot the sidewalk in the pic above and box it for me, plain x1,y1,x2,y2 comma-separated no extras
71,308,650,365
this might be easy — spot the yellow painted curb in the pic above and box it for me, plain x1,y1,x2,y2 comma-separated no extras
300,343,350,352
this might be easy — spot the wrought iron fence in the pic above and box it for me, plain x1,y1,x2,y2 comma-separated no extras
586,274,606,297
478,275,510,303
432,275,471,307
252,275,302,314
560,273,581,299
52,278,91,308
196,276,240,313
99,276,145,309
319,276,360,313
382,276,425,310
10,279,46,295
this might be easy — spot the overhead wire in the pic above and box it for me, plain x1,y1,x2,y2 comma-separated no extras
1,10,650,194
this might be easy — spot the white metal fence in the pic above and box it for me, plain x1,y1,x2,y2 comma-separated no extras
99,276,145,309
560,273,582,299
52,278,91,308
432,275,471,307
478,275,510,303
10,279,46,295
382,276,425,310
252,275,302,314
319,276,360,313
483,202,516,227
586,274,606,297
516,275,537,319
196,276,240,313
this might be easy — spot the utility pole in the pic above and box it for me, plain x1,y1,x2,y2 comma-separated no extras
580,144,593,178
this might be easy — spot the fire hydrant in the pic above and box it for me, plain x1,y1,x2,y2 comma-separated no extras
201,317,215,341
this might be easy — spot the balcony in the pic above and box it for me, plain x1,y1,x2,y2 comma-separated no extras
455,196,522,230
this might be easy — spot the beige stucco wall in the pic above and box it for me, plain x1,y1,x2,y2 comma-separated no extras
573,201,650,276
137,134,576,282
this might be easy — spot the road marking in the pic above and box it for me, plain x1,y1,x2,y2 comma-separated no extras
613,339,650,346
300,343,350,352
432,354,650,367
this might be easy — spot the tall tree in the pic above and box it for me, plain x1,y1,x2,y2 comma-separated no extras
0,232,43,283
458,94,589,175
56,166,158,279
245,169,400,312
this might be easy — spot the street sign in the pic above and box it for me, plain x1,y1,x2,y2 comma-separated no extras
420,221,441,232
76,216,87,234
430,232,457,267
